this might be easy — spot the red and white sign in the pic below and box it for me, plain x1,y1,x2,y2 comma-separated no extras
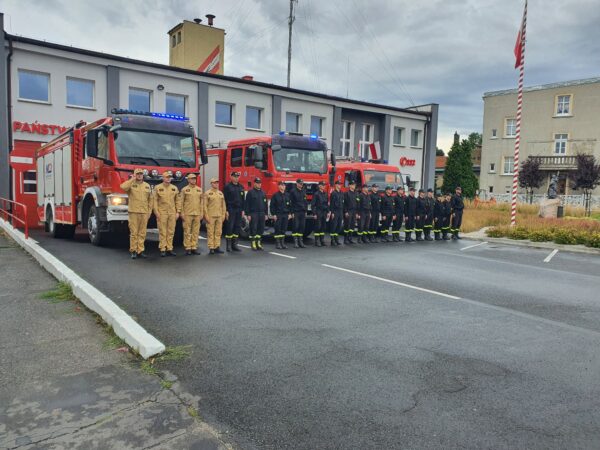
197,46,221,74
13,121,68,136
399,157,416,167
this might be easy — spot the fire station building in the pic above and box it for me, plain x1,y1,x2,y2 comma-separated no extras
0,12,438,226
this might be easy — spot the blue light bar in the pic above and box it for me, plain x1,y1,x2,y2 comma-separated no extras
279,131,286,136
111,108,189,121
310,133,318,139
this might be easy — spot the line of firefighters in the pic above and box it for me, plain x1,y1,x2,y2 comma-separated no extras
120,169,465,259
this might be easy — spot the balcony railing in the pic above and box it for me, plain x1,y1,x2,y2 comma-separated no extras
528,155,578,170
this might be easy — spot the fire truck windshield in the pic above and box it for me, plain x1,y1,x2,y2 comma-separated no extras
272,147,327,174
114,130,196,167
364,170,404,189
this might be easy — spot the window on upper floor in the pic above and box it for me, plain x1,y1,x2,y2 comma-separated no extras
503,157,514,175
555,95,572,116
286,112,301,133
18,69,50,103
66,77,94,108
505,118,516,137
491,129,497,138
129,88,152,112
489,163,496,173
340,121,353,157
246,106,262,130
310,116,324,137
393,127,405,145
171,35,177,48
554,133,568,154
216,102,234,126
166,93,186,116
410,129,421,147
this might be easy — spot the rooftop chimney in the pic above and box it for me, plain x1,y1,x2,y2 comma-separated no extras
193,18,202,24
242,75,254,81
205,14,215,26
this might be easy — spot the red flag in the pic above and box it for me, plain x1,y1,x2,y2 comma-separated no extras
514,2,527,68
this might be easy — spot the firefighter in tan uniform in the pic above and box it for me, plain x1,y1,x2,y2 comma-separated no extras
204,177,226,255
120,168,152,259
179,173,204,255
153,171,181,257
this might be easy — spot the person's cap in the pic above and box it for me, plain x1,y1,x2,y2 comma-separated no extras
348,180,356,185
134,168,144,175
231,171,241,177
371,183,379,188
436,191,443,197
385,185,393,190
318,181,326,186
210,177,219,183
334,180,341,185
409,187,416,192
427,188,433,193
296,178,304,184
254,177,262,183
418,189,424,193
186,173,197,179
162,170,173,177
278,180,286,186
456,186,462,190
397,186,404,191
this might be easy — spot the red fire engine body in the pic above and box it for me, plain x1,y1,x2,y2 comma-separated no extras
329,158,405,193
203,133,334,236
35,110,207,245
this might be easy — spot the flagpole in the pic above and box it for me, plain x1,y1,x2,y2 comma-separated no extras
511,0,527,226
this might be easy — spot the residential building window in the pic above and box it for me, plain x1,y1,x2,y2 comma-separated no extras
505,118,516,137
177,31,182,44
310,116,324,137
489,186,494,194
171,35,176,47
246,106,262,130
66,77,94,108
166,93,186,116
230,148,243,167
23,171,37,194
491,129,497,138
216,102,234,126
393,127,405,145
18,69,50,102
556,95,571,116
286,112,301,133
503,157,514,175
359,123,374,158
129,88,151,112
554,133,568,154
489,163,496,173
410,129,421,147
340,121,353,157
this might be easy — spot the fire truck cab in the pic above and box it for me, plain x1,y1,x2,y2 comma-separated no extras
329,158,405,192
36,109,207,245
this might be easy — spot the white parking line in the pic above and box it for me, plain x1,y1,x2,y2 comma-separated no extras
460,241,488,251
269,252,297,259
321,264,461,300
237,244,252,249
543,249,559,263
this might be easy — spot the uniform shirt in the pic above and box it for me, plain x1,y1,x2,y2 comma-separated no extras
120,178,152,214
329,190,344,213
424,197,435,216
289,187,308,213
370,193,382,213
153,182,180,215
358,192,372,212
404,195,418,216
179,185,204,217
433,200,444,220
442,201,452,217
311,190,329,213
244,187,267,215
381,194,395,215
223,182,245,210
343,190,359,213
416,197,427,216
204,188,226,218
451,194,464,212
270,191,291,215
394,195,405,216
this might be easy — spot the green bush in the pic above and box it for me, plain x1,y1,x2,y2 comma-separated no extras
508,226,530,240
553,229,577,245
586,232,600,248
486,227,506,238
529,229,554,242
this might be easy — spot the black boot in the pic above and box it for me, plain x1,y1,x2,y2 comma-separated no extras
416,231,424,241
130,252,137,259
347,234,354,244
320,235,326,246
315,235,321,247
226,238,232,252
456,231,462,239
298,237,306,248
232,238,242,252
381,234,389,242
425,229,434,241
434,232,442,241
443,230,450,240
281,237,288,249
451,230,458,240
294,237,300,248
276,238,282,249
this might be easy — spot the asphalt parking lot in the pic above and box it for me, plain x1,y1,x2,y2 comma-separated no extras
31,231,600,449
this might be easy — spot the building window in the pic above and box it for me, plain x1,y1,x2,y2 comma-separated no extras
410,129,421,147
491,129,497,138
66,77,94,108
489,163,496,173
246,106,262,130
359,123,374,158
171,35,177,48
340,121,353,157
505,118,516,137
554,133,568,154
18,69,50,102
166,93,186,116
503,157,514,175
286,112,301,133
129,88,151,112
310,116,324,137
23,171,37,194
177,31,182,44
489,186,494,194
230,147,243,167
216,102,234,126
556,95,571,116
393,127,405,145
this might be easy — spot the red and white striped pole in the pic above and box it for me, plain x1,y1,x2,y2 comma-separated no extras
511,0,527,226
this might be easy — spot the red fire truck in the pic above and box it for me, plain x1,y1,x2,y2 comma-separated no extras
203,132,334,237
36,109,207,245
329,157,406,192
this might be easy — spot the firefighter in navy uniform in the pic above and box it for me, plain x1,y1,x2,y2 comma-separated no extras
369,184,381,242
343,181,359,244
380,186,395,242
329,181,344,246
223,171,245,252
244,177,267,250
450,186,465,239
423,188,435,241
415,189,426,241
270,181,292,250
433,192,444,241
289,179,308,248
311,181,329,247
392,186,405,242
442,193,452,240
404,187,418,242
357,184,372,243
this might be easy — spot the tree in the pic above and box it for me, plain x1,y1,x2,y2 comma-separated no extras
441,136,479,198
571,153,600,216
467,132,482,147
436,148,445,156
518,158,543,204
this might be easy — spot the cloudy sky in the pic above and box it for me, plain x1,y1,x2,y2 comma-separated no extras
3,0,599,151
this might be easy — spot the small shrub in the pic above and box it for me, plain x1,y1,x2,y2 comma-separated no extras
586,232,600,248
529,229,554,242
509,226,530,240
553,229,577,245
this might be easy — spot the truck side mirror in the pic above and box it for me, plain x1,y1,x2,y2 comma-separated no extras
405,175,411,188
271,144,282,151
253,145,264,169
330,152,336,166
329,166,336,186
196,138,208,165
86,130,99,158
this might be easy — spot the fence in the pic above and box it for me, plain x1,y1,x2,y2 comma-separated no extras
478,192,600,209
0,197,29,239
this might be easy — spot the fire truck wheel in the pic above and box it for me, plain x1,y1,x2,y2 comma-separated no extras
47,208,65,239
87,204,106,246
